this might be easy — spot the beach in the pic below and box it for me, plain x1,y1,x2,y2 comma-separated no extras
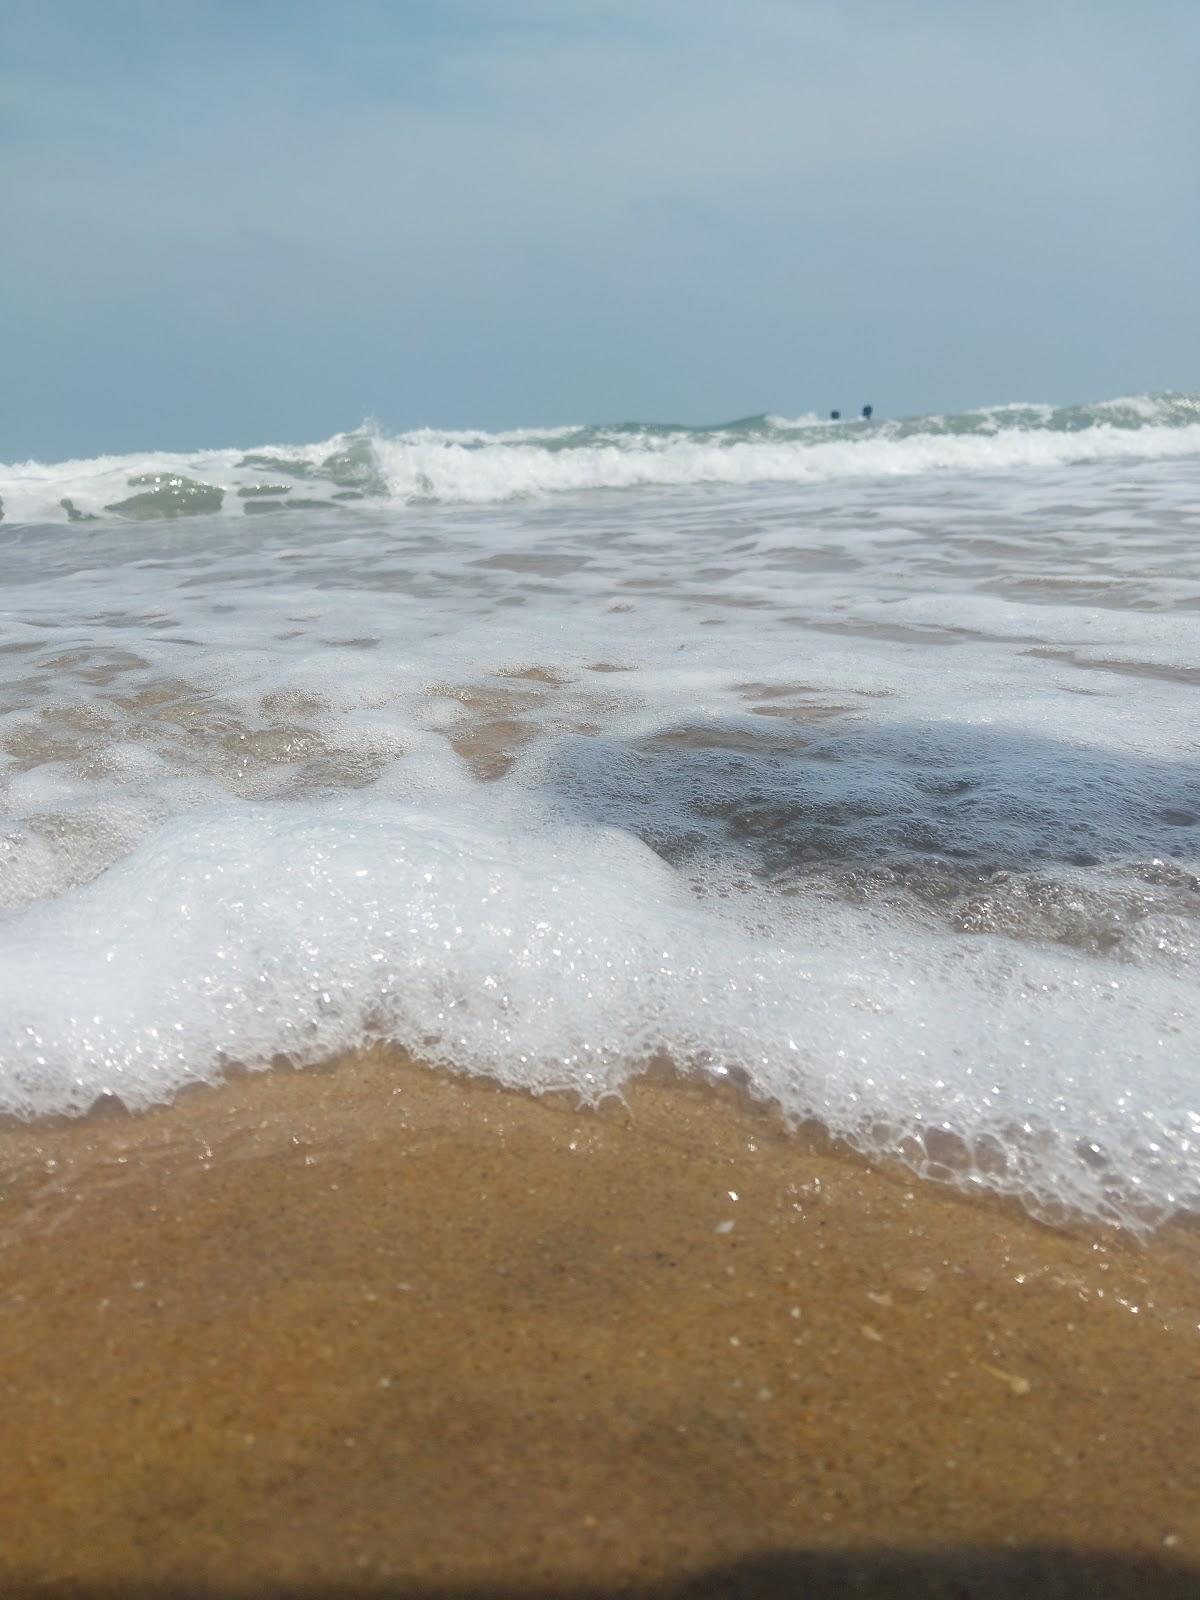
1,413,1198,1596
2,1050,1198,1596
5,0,1199,1585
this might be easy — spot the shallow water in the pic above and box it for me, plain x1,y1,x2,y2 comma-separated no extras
1,401,1198,1228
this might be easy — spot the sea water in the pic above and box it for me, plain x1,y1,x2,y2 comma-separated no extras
1,396,1197,1230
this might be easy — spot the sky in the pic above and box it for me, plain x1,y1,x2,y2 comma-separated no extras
2,0,1198,459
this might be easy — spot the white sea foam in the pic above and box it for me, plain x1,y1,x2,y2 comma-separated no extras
2,794,1193,1233
369,419,1200,504
0,411,1197,1230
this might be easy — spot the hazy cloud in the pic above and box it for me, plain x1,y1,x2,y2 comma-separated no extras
2,0,1197,455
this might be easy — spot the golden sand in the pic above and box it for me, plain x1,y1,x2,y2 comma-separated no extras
1,1048,1198,1598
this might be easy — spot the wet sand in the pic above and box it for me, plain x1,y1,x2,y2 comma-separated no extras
1,1048,1198,1598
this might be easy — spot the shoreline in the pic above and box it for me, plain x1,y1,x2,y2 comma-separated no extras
1,1049,1198,1595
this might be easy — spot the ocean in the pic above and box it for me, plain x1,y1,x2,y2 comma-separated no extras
1,393,1197,1232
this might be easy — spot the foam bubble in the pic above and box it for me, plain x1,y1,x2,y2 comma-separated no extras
0,794,1195,1231
0,426,1198,1230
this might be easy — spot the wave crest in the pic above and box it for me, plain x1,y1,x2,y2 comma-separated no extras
3,392,1199,525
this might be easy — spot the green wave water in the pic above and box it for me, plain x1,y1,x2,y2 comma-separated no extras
2,391,1199,525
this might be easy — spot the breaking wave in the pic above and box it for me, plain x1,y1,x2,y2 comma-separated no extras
3,392,1199,526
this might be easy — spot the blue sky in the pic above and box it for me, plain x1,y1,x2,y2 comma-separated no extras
2,0,1198,458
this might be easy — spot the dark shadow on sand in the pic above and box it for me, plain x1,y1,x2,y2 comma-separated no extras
528,718,1200,882
7,1545,1198,1599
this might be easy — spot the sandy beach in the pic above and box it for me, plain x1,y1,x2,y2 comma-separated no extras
6,5,1200,1597
1,1050,1197,1598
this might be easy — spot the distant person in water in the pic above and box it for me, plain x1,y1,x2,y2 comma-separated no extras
861,404,873,420
829,410,841,421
